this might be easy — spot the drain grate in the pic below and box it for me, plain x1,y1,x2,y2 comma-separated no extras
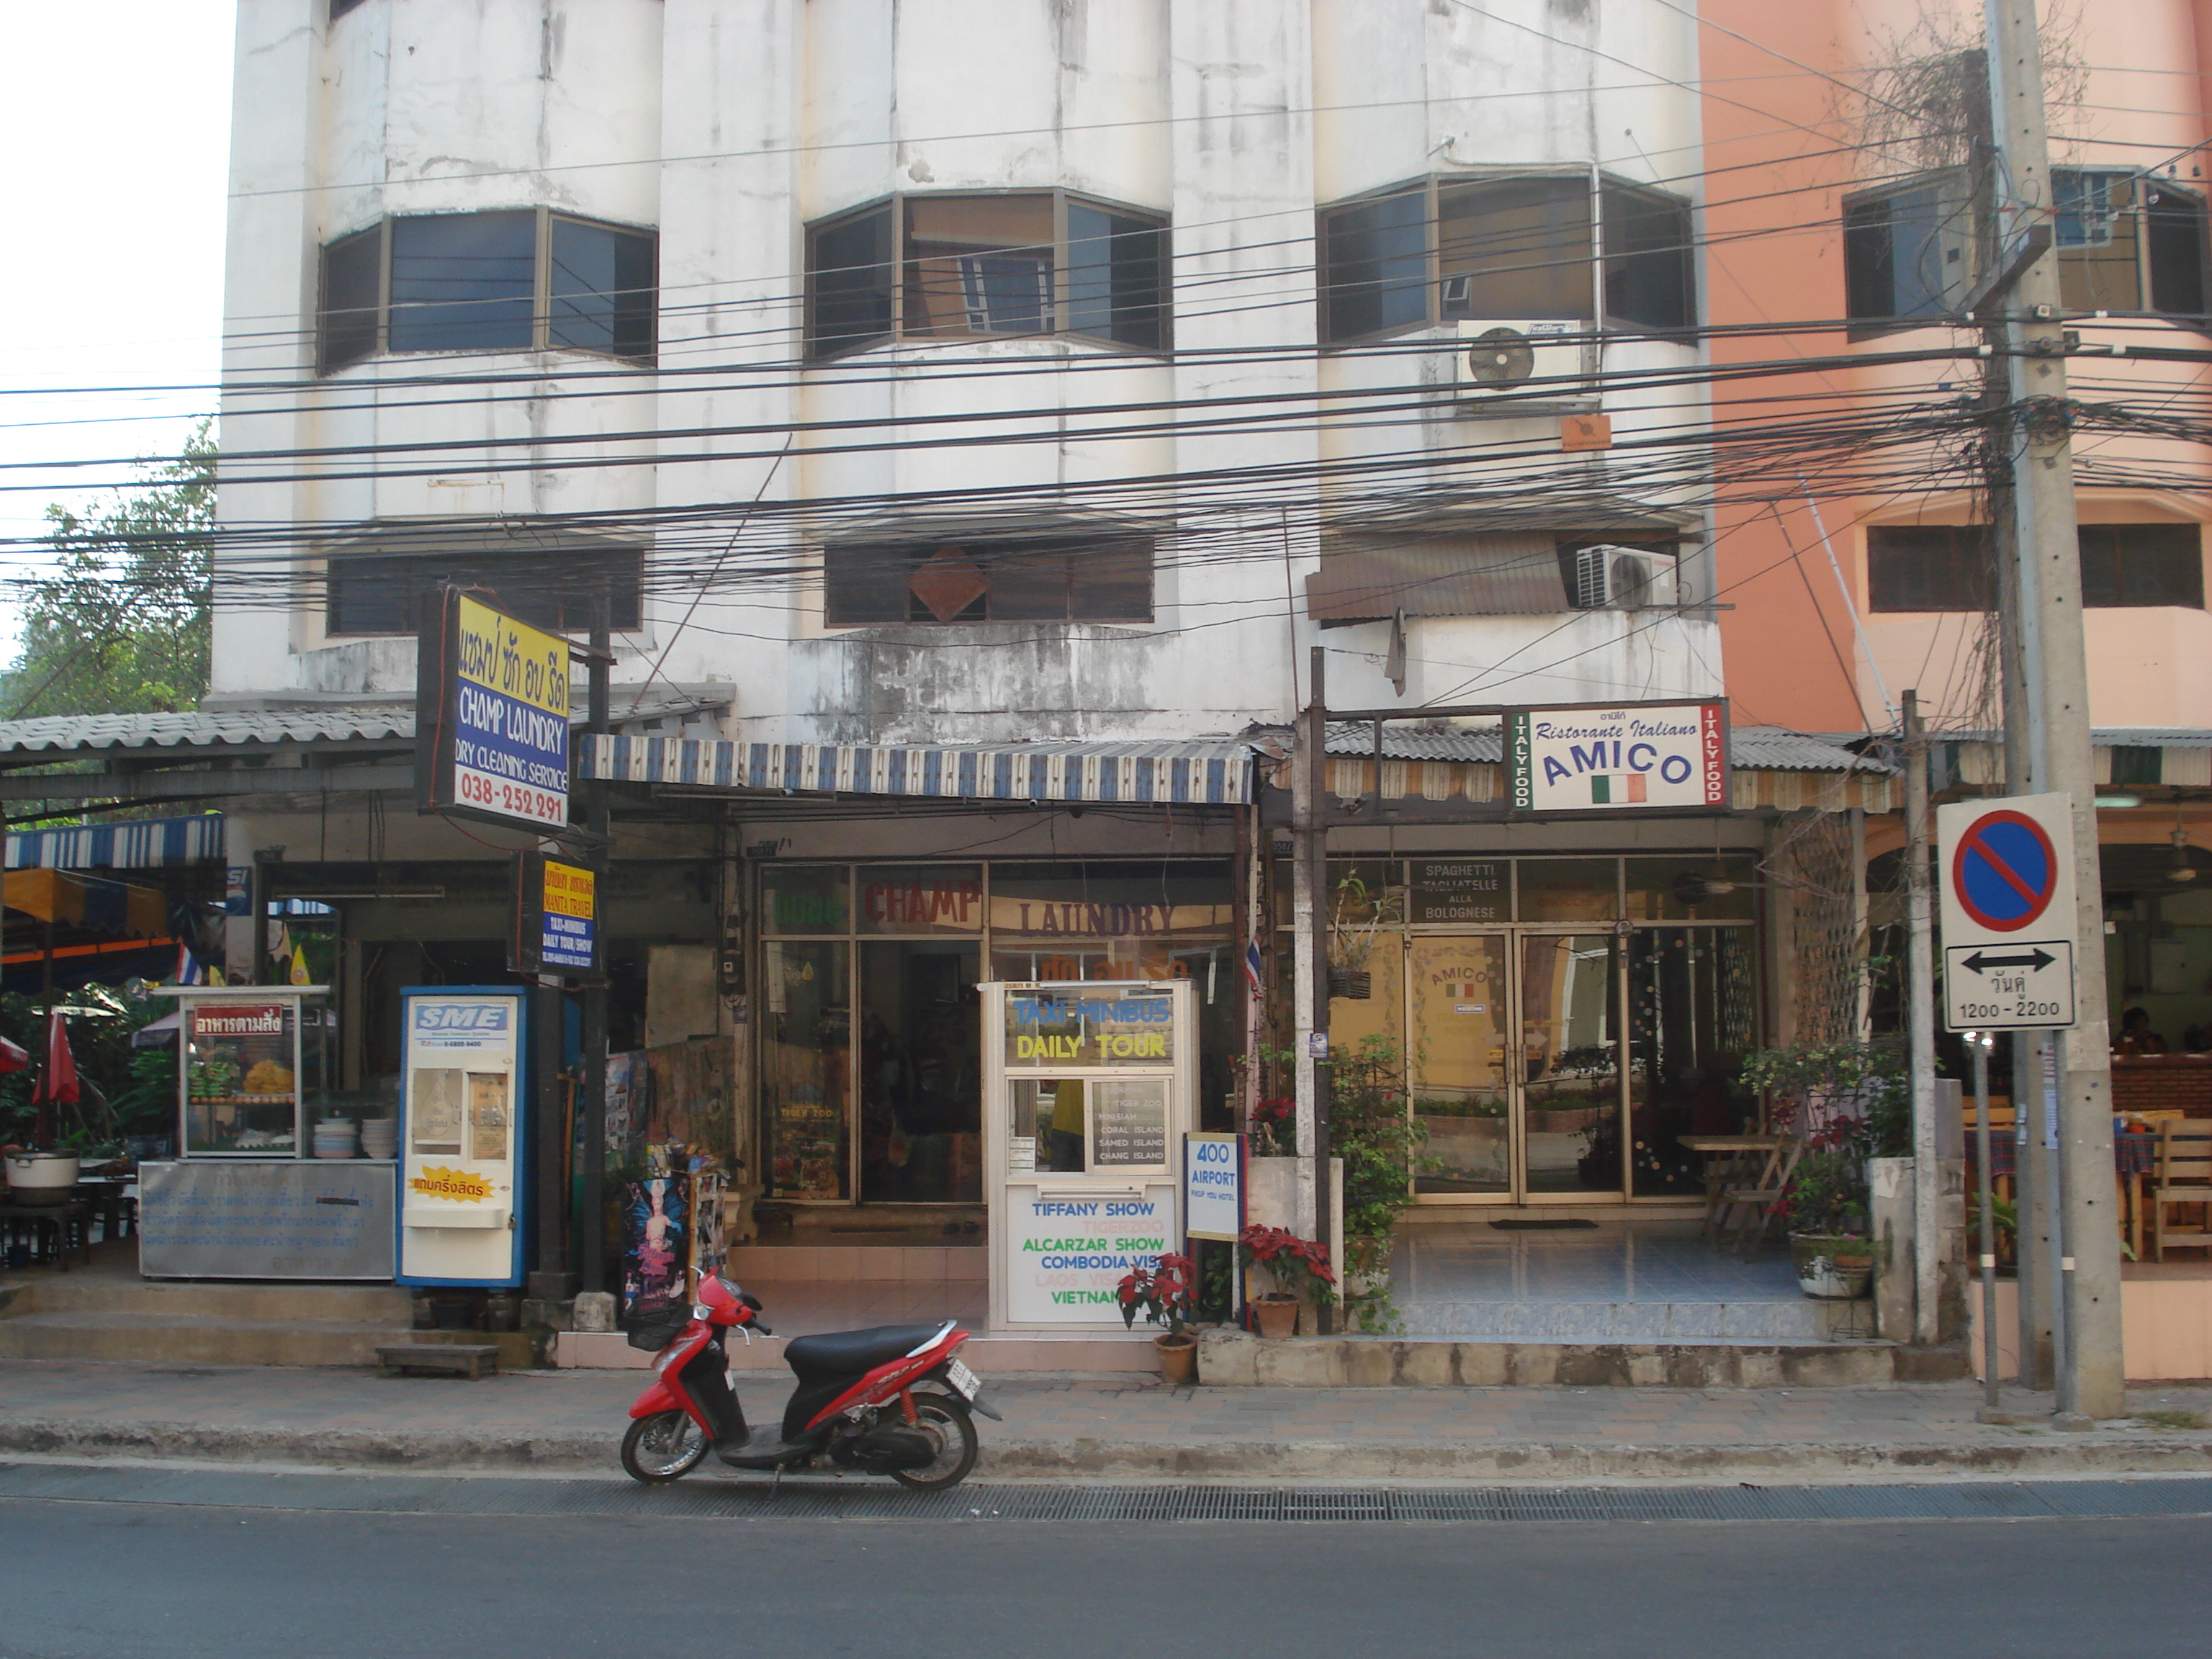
2,1463,2209,1526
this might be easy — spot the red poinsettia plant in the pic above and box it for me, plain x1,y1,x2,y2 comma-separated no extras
1238,1223,1336,1304
1249,1095,1297,1156
1117,1251,1197,1336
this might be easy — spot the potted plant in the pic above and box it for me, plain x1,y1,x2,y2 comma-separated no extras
1115,1251,1199,1383
1248,1094,1297,1157
1326,873,1403,999
1781,1137,1874,1300
1238,1223,1336,1337
1330,1036,1423,1332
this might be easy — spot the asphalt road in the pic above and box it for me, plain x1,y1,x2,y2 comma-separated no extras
1,1485,2205,1659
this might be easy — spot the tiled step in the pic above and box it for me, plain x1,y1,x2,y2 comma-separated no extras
1397,1298,1864,1342
1197,1328,1922,1388
10,1276,413,1323
0,1310,417,1367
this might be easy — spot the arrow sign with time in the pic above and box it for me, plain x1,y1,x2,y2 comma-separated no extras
1936,792,2079,1031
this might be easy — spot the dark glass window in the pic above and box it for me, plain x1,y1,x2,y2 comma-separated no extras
388,212,536,353
1321,189,1429,340
822,536,1154,626
2051,169,2209,318
316,209,658,372
2080,523,2203,608
318,225,383,374
1602,183,1694,331
548,217,657,357
807,206,895,354
1319,174,1687,342
330,0,369,19
1866,525,1987,612
1068,203,1167,349
325,547,644,636
804,192,1170,359
1439,176,1592,321
1843,181,1955,321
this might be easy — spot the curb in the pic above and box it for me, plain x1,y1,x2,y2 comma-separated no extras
1,1420,2208,1483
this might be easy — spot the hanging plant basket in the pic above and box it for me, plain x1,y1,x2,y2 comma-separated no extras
1328,968,1372,1000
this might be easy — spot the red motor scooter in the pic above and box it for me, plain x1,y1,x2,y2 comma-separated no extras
619,1271,999,1491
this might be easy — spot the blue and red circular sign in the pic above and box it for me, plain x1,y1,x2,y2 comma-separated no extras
1951,809,2058,933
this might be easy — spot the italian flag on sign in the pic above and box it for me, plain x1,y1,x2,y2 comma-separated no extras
1588,773,1647,804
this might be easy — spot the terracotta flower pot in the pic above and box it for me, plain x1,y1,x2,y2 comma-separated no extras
1251,1294,1300,1339
1154,1331,1197,1384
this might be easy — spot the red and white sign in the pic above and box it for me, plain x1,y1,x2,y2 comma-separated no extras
191,1004,287,1039
1936,792,2080,1031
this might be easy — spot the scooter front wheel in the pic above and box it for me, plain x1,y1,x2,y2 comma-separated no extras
889,1391,979,1492
621,1411,710,1483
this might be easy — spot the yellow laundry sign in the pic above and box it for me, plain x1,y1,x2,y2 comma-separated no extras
408,1165,492,1203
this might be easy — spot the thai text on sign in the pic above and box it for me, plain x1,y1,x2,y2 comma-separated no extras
445,594,570,828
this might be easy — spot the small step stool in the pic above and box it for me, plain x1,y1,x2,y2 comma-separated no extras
377,1343,500,1380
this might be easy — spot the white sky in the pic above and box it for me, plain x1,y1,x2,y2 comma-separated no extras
0,0,235,649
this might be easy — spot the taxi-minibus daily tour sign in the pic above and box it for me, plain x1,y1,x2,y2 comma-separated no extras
417,590,570,830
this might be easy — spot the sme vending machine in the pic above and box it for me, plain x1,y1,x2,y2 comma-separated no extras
396,987,527,1287
982,980,1196,1332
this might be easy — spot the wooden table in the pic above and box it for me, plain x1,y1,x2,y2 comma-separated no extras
1678,1135,1786,1241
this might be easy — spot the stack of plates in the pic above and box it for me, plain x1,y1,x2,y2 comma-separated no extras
313,1119,359,1160
359,1118,398,1161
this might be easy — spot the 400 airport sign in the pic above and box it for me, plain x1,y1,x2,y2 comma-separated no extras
418,590,570,830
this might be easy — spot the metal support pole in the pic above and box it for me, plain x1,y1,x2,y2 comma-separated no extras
1972,1032,2002,1414
1904,691,1941,1346
1305,646,1334,1335
1984,0,2123,1421
529,977,570,1298
579,588,612,1294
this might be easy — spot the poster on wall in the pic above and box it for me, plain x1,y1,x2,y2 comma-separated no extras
621,1175,689,1318
511,851,601,976
1506,701,1727,813
416,588,571,830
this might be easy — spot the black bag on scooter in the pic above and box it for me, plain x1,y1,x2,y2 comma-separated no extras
624,1305,695,1352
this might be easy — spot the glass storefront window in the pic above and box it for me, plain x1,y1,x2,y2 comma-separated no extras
761,940,850,1200
990,860,1235,942
182,999,302,1156
1627,927,1758,1195
761,865,848,935
1624,856,1757,922
855,865,982,934
1516,858,1620,922
858,940,981,1202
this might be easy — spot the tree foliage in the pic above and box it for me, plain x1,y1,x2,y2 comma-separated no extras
4,421,215,720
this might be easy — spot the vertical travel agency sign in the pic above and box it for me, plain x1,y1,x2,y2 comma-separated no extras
1507,702,1728,812
417,591,571,830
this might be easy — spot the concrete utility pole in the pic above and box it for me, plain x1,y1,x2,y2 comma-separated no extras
1902,691,1941,1346
1982,0,2123,1420
1305,647,1334,1336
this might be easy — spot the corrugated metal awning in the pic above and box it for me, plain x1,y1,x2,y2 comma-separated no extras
6,814,225,871
577,735,1250,805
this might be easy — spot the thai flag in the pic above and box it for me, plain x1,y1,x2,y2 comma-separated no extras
175,943,207,986
1243,935,1265,1000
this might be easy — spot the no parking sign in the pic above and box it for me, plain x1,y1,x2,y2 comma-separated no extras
1936,792,2079,1031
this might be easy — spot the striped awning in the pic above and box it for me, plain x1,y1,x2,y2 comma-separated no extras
577,736,1251,806
6,814,225,872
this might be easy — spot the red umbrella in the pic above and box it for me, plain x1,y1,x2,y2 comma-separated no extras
0,1034,26,1074
32,1011,79,1106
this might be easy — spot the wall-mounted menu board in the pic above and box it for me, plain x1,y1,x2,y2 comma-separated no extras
1089,1077,1170,1169
1409,860,1509,925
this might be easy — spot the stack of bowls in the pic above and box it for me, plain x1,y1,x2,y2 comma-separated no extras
359,1117,398,1161
313,1119,359,1160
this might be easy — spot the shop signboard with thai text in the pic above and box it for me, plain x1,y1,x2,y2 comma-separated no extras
511,852,601,977
417,588,571,830
1506,701,1728,814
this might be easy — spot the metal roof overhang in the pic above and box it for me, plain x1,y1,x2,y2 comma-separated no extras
577,735,1251,806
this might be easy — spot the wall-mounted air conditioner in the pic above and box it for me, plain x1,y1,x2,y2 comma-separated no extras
1573,544,1679,611
1452,320,1593,410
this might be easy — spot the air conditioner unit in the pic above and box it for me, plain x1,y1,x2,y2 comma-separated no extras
1574,544,1679,611
1452,320,1593,409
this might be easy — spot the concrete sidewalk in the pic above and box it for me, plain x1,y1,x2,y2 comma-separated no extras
1,1359,2210,1482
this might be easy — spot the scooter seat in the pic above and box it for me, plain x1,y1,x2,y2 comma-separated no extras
783,1323,945,1380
